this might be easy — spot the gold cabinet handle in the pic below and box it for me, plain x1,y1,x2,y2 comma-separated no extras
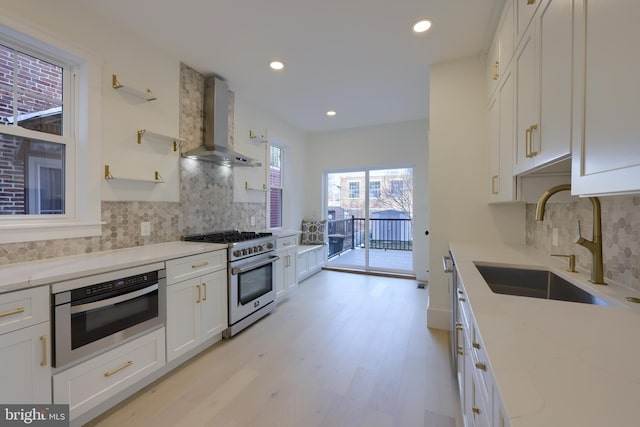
527,0,536,4
0,307,25,318
492,61,499,80
40,335,47,366
529,124,538,156
196,284,201,303
525,126,532,158
459,297,466,302
475,362,487,371
457,346,464,356
192,261,209,269
457,290,464,295
472,342,481,350
491,175,498,195
472,407,481,415
104,360,133,377
202,283,207,301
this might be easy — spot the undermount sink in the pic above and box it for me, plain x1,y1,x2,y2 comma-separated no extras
475,264,610,306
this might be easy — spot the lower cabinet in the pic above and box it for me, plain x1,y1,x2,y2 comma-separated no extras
0,321,51,404
297,245,325,282
53,327,165,420
0,286,51,404
166,269,227,362
275,236,298,301
456,271,509,427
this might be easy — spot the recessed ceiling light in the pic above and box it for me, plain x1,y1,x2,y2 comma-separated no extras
326,110,336,117
413,19,432,33
270,61,284,70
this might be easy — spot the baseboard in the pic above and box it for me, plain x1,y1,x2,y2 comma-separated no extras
427,304,451,331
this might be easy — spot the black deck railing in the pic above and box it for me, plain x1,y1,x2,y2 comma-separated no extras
327,216,413,258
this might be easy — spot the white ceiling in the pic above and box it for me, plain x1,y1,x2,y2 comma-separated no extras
83,0,502,132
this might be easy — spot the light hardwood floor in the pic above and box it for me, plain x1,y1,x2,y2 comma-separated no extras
86,270,462,427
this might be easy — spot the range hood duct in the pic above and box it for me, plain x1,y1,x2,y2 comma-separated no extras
182,76,261,167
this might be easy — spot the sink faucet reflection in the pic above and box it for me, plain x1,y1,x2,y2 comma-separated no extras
535,184,605,285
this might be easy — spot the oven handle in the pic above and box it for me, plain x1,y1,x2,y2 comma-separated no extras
70,283,159,314
231,256,280,275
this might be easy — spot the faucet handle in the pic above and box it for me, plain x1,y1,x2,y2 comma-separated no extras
574,221,586,245
551,254,576,272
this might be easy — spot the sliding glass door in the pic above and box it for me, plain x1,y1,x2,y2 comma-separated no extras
326,168,413,274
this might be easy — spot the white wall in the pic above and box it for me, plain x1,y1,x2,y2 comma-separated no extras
428,55,525,329
232,93,307,229
2,0,181,202
305,119,429,281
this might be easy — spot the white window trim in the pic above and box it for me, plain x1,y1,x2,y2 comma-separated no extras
267,143,284,230
0,12,102,244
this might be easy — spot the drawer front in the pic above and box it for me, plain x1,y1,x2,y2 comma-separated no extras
470,322,490,405
277,235,297,249
0,286,48,335
53,327,165,419
166,251,227,285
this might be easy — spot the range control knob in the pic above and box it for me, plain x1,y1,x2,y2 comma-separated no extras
266,242,274,249
254,246,262,253
233,250,241,257
242,249,248,256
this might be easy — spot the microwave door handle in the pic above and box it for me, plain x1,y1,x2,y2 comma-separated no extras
231,256,280,275
70,283,159,314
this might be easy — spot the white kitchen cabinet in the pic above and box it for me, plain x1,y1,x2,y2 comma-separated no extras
493,392,511,427
487,0,515,101
488,63,516,202
515,0,541,42
571,0,640,196
0,321,51,404
275,236,298,301
166,251,227,362
513,0,572,175
297,245,325,282
53,327,165,420
0,286,51,404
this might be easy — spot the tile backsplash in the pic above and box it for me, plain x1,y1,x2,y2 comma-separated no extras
0,63,266,266
526,195,640,291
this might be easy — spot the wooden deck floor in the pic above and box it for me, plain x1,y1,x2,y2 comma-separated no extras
327,248,414,273
86,271,461,427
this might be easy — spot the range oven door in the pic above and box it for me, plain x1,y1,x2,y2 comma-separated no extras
229,254,279,325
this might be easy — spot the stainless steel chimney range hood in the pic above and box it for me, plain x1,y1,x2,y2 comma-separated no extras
182,76,261,167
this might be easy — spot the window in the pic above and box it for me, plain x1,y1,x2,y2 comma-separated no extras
349,181,360,199
269,145,283,228
391,179,403,197
369,180,380,198
0,17,102,243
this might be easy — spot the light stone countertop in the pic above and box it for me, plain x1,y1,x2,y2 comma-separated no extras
0,241,228,294
268,229,301,238
449,241,640,427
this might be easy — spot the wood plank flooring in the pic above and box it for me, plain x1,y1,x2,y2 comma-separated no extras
86,271,462,427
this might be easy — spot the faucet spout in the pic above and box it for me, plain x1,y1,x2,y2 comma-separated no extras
535,184,605,285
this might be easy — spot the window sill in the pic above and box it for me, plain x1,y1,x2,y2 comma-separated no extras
0,221,104,244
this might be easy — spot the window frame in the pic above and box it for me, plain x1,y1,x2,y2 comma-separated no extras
348,181,360,199
267,143,284,229
0,14,102,244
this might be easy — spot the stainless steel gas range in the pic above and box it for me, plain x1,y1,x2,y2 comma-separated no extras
183,231,279,337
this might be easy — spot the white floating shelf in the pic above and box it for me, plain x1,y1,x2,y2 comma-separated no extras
112,74,157,101
104,165,164,183
137,129,185,152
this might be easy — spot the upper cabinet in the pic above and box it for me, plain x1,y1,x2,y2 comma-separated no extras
571,0,640,196
516,0,541,41
487,0,515,101
513,0,573,175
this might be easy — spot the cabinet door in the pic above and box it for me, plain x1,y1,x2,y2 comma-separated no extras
489,64,516,202
284,249,298,289
516,0,541,41
297,251,309,280
535,0,572,167
0,322,51,404
200,270,228,341
572,0,640,195
274,255,286,300
499,0,515,71
513,25,537,175
487,35,500,100
166,278,200,362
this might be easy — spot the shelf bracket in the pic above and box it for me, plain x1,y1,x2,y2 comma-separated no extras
104,164,115,179
137,129,145,144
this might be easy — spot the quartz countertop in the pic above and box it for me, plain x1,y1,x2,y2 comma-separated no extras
450,242,640,427
0,241,227,293
268,229,301,238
